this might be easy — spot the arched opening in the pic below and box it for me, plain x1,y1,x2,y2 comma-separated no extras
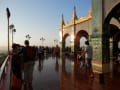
75,30,89,51
80,37,87,47
103,3,120,71
109,24,120,57
63,33,71,54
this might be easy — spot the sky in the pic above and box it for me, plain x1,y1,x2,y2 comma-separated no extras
0,0,91,50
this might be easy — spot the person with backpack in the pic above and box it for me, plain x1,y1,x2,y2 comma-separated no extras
19,40,35,89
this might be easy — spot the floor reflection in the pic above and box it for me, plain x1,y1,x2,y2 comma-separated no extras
30,55,120,90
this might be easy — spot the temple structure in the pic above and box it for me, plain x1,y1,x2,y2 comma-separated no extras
59,0,120,73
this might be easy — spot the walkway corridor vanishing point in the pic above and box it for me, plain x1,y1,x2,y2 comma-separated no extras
0,55,120,90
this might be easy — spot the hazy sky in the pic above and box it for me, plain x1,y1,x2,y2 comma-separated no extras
0,0,91,49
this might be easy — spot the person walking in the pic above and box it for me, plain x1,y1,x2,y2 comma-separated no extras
54,45,60,58
11,43,22,90
84,41,94,78
19,40,35,90
79,41,94,78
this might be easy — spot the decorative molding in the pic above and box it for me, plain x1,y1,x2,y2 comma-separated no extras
63,8,92,29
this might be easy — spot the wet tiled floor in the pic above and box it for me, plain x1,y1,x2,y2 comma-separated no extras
30,55,120,90
0,55,120,90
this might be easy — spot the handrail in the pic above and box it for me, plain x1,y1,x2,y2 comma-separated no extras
0,55,9,81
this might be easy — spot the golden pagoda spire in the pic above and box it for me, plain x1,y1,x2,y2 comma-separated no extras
72,6,78,22
61,14,65,26
88,7,92,16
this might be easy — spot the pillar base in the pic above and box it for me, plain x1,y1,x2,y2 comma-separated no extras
93,61,112,73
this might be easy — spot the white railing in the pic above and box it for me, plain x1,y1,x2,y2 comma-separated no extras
0,56,9,81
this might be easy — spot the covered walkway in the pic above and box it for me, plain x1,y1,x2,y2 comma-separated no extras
0,54,120,90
